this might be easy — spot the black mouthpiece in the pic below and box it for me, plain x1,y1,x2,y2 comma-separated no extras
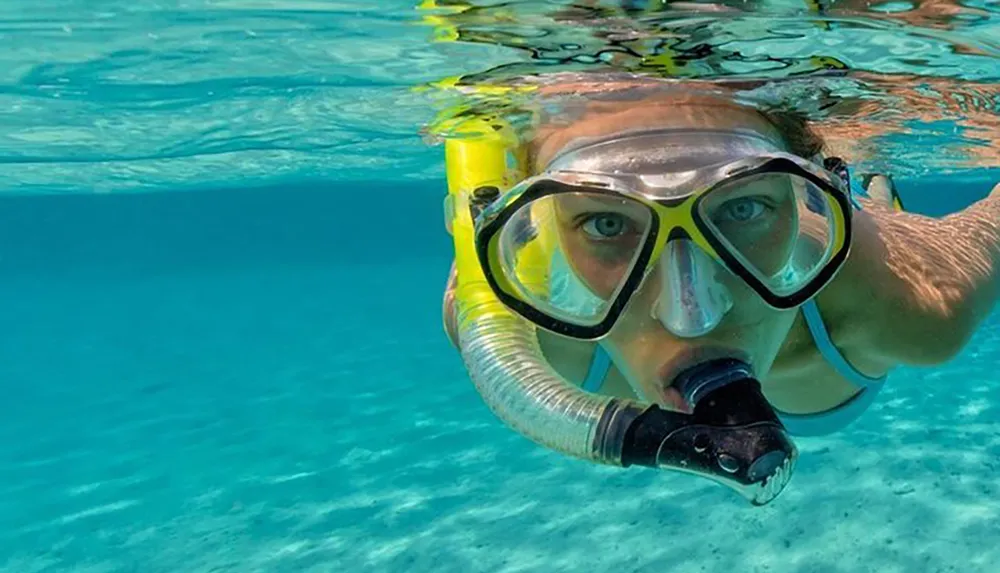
618,358,797,505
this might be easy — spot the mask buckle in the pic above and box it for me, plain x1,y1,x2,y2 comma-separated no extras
822,157,852,193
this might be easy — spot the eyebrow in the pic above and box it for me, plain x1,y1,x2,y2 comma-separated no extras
557,195,636,212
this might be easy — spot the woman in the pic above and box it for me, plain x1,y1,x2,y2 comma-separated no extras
439,83,1000,502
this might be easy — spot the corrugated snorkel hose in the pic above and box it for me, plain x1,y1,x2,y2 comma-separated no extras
455,278,643,464
445,118,644,466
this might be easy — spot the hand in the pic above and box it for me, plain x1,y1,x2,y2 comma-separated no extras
862,174,904,211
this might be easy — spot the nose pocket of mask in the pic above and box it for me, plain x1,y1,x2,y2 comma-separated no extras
654,239,734,338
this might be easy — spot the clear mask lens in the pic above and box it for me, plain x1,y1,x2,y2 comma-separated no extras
495,190,653,327
698,173,838,296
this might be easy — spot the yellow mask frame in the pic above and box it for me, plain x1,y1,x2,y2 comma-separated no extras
472,159,853,340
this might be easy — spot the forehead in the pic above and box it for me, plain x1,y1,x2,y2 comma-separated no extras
553,192,640,214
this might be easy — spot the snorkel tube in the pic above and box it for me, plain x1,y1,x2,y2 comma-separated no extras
444,117,797,506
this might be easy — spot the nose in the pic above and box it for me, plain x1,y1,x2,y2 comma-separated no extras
652,238,734,338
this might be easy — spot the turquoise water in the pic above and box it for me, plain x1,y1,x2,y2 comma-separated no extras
2,1,1000,572
8,181,1000,573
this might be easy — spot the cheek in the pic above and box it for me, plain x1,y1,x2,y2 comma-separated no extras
601,274,662,350
717,283,796,352
740,307,798,377
738,209,796,276
561,234,634,298
602,320,666,387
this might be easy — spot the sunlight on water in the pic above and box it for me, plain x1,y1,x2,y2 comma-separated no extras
417,0,1000,180
0,0,995,190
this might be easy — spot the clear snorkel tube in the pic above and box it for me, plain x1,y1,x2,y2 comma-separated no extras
444,118,797,506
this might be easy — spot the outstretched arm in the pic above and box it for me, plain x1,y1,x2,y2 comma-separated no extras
936,182,1000,336
839,180,1000,366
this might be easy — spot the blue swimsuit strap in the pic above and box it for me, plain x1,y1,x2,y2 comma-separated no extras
582,343,612,393
775,299,886,436
800,300,886,386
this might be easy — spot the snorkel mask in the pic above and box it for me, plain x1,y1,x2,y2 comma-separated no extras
476,128,852,341
443,117,853,505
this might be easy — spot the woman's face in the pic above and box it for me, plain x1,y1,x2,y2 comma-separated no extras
536,96,806,409
551,178,801,409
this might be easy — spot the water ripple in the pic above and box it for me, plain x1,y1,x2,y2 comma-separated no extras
0,1,994,190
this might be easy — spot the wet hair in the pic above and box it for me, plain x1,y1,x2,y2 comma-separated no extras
756,107,825,159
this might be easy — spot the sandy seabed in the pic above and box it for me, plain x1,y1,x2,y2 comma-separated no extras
0,261,997,573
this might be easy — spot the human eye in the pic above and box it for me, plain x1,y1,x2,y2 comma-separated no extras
577,212,635,240
713,196,773,224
